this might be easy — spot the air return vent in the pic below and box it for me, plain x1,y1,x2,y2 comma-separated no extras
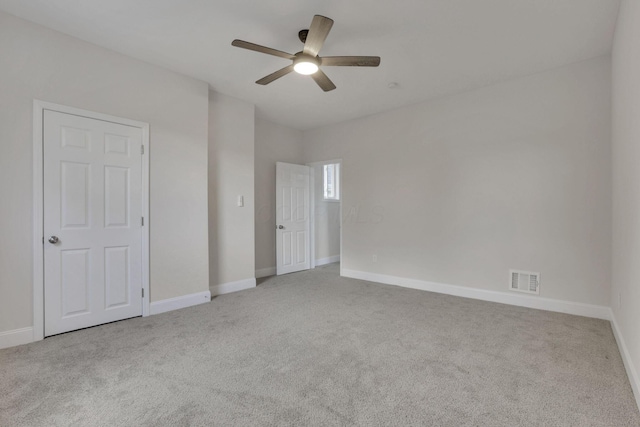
509,270,540,295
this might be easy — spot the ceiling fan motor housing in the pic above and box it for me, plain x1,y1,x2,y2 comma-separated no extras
293,52,319,64
298,29,309,43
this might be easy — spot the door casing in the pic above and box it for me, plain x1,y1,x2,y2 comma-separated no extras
32,100,150,342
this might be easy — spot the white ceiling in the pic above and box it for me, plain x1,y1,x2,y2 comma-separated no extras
0,0,620,130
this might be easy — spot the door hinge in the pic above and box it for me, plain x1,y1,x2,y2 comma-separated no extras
141,145,145,155
142,288,144,298
141,217,144,226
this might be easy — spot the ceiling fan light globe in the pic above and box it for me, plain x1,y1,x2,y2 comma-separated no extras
294,61,319,75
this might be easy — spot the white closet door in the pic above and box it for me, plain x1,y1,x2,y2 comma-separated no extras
44,110,143,336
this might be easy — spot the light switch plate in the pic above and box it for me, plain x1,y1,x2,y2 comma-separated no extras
237,195,244,207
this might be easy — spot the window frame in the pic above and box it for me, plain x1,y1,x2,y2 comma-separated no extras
323,162,340,202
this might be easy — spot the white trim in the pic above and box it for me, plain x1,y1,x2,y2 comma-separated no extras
149,291,211,315
340,168,342,277
140,123,150,316
610,311,640,411
306,159,343,166
316,255,341,266
341,269,611,320
257,257,340,278
32,100,151,342
256,267,276,278
32,102,44,342
0,327,34,350
309,166,316,269
211,278,256,296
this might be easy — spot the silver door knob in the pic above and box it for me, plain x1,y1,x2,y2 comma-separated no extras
48,236,59,244
277,225,285,229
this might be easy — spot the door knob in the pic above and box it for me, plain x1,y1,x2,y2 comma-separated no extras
277,225,285,229
48,236,59,244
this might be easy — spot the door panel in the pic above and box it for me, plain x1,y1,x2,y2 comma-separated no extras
105,246,130,308
296,231,307,264
60,249,91,317
276,162,310,275
105,166,130,227
44,110,143,336
282,231,293,267
104,133,130,155
61,162,90,228
61,126,91,150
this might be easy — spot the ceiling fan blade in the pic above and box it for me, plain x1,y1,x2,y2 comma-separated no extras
232,40,295,60
311,69,336,92
256,65,295,85
321,56,381,67
303,15,334,57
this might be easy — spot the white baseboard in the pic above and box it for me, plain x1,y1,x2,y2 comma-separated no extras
610,311,640,411
316,255,340,266
211,278,256,297
342,269,611,320
257,258,340,277
0,327,34,350
256,267,276,279
150,290,211,315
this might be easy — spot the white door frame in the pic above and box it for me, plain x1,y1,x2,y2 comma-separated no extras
32,100,150,342
306,159,342,276
309,166,315,269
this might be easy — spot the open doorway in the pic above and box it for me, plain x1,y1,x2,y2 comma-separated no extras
308,159,342,274
268,159,342,282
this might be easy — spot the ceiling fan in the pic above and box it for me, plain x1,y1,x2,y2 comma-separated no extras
231,15,381,92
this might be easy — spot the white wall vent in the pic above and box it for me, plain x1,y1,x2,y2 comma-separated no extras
509,270,540,295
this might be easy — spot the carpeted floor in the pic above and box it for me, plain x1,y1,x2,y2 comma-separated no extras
1,263,639,426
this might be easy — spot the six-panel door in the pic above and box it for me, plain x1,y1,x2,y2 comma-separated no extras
43,110,143,336
276,162,310,275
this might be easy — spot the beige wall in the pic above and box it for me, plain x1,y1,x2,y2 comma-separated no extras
309,161,341,262
0,11,210,332
611,0,640,406
209,91,255,285
303,56,612,306
254,118,303,273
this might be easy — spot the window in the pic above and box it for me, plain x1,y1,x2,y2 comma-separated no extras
323,163,340,201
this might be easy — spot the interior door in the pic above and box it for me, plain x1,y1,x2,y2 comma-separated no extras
276,162,310,275
43,110,143,336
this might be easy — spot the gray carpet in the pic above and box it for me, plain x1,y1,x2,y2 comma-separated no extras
1,263,639,426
